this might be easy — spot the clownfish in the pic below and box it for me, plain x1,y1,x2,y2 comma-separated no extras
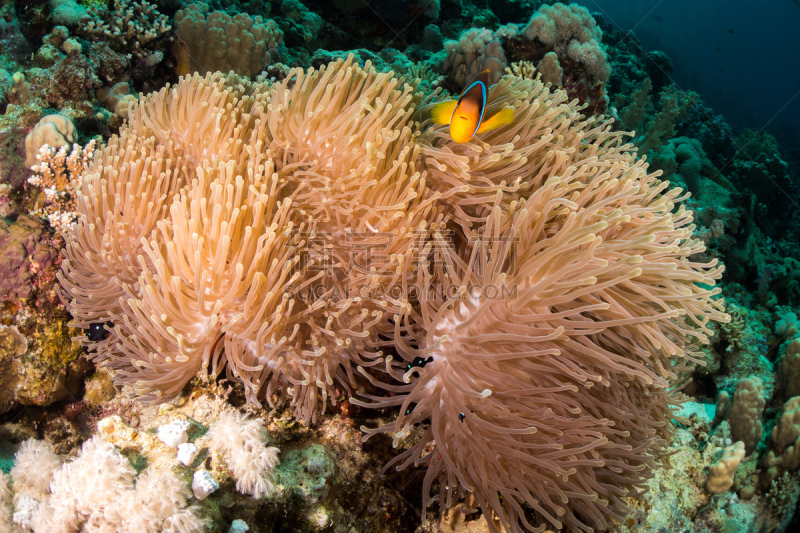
431,70,515,143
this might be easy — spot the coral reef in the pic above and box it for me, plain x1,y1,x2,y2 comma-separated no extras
9,434,207,532
778,339,800,398
27,140,96,233
773,396,800,470
0,325,27,414
0,215,61,304
0,1,798,532
49,49,730,532
522,2,610,82
442,28,506,88
24,114,76,168
727,376,765,456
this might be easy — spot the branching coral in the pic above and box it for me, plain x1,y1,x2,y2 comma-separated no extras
28,140,96,233
78,0,171,58
58,56,728,532
706,441,745,494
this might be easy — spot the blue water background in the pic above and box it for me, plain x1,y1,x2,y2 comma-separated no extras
569,0,800,137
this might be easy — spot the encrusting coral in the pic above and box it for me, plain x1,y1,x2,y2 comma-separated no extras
58,55,729,532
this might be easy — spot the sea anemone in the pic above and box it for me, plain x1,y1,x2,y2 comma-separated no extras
353,75,728,532
58,58,436,424
58,56,727,531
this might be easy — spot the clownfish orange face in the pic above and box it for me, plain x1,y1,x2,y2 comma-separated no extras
431,72,514,143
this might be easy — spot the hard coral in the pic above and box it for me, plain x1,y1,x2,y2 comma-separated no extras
24,115,76,168
174,2,284,78
28,140,97,234
0,215,61,303
773,396,800,470
0,325,27,414
726,376,765,456
706,441,746,494
78,0,171,59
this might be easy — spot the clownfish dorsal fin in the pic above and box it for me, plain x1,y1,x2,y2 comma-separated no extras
431,100,457,125
477,69,492,87
476,107,515,134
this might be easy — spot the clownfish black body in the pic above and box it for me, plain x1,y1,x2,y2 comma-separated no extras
431,70,515,143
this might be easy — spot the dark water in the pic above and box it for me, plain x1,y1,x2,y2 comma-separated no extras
573,0,800,136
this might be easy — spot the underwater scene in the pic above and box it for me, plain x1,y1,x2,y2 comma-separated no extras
0,0,799,532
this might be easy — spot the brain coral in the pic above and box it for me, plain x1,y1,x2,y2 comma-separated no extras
59,56,728,532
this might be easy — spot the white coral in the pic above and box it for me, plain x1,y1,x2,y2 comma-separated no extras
163,507,211,533
37,436,135,532
191,470,218,501
8,436,207,533
89,468,207,532
157,419,191,449
177,443,199,466
12,495,39,531
10,439,62,499
206,410,280,499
